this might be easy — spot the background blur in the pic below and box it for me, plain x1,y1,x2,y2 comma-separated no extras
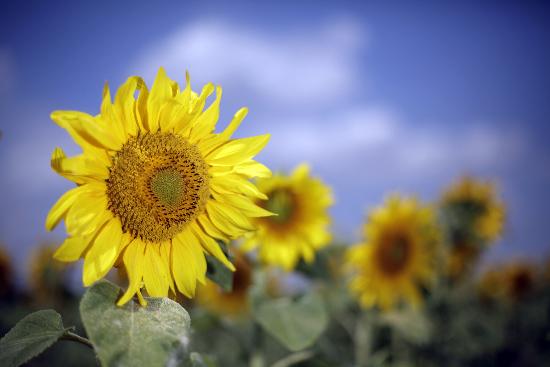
1,0,549,288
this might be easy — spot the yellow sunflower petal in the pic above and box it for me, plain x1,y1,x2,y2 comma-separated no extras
100,82,126,142
159,241,176,294
142,244,170,297
117,239,146,306
53,235,93,262
66,201,111,238
175,82,215,137
211,175,268,200
197,214,229,242
82,217,124,286
45,185,89,231
234,160,272,178
219,107,248,140
114,76,146,137
189,86,222,143
208,201,255,230
50,148,109,185
212,192,273,217
172,232,200,297
50,110,122,151
190,223,235,271
146,67,175,133
207,134,270,166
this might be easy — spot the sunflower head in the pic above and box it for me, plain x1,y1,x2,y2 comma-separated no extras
477,268,503,301
478,262,537,302
502,263,537,301
441,176,505,247
242,164,333,271
0,245,14,297
196,251,253,317
346,195,440,311
28,244,70,304
46,68,272,306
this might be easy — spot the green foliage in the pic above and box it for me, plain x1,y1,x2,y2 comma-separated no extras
79,280,191,367
188,352,217,367
379,308,432,345
205,242,233,291
253,292,328,352
0,309,68,367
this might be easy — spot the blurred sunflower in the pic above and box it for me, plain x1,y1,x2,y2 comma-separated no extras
440,177,505,279
477,268,503,300
28,244,69,303
544,258,550,283
0,246,14,297
46,68,272,306
196,251,253,317
441,176,505,245
241,164,333,271
478,262,537,302
502,263,537,301
346,196,439,310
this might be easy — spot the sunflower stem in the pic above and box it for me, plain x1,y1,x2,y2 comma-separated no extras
270,350,314,367
61,330,94,349
249,323,265,367
354,312,373,367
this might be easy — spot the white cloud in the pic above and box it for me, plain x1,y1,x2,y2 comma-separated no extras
262,108,527,180
132,17,526,181
265,107,397,163
131,18,365,106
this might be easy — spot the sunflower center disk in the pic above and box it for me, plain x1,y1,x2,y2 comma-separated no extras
378,232,411,275
106,132,210,243
265,189,294,224
150,169,186,208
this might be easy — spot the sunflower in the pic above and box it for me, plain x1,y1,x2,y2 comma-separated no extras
479,263,537,302
441,176,505,246
477,268,503,301
346,196,439,310
241,164,333,271
196,250,253,317
0,245,13,297
46,68,272,306
28,244,69,304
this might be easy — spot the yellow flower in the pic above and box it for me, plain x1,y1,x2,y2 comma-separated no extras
0,245,13,297
242,164,333,270
441,176,505,245
46,68,272,306
28,244,69,304
196,251,252,317
346,196,439,311
478,262,537,301
477,268,503,300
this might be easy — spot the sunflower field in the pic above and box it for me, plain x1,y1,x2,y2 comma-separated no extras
1,68,549,367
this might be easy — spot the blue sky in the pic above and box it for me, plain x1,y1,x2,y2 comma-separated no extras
1,0,549,284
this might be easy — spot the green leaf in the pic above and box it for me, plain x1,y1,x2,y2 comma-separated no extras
80,280,191,367
187,352,216,367
253,292,328,352
379,308,432,345
205,242,233,291
0,309,67,367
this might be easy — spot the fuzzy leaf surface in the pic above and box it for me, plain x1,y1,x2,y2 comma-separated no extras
80,280,191,367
